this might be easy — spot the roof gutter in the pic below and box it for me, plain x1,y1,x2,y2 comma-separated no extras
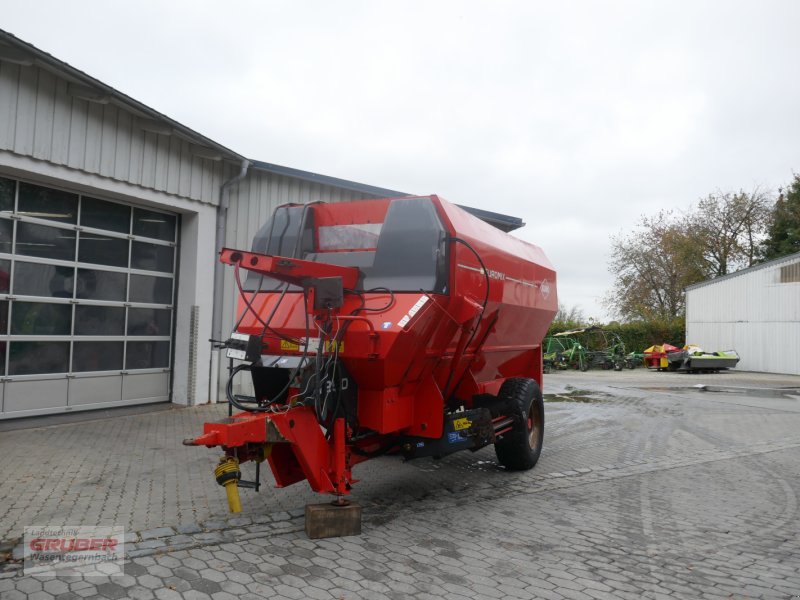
211,159,250,342
209,159,250,403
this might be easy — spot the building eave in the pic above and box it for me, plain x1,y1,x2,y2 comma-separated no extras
686,251,800,292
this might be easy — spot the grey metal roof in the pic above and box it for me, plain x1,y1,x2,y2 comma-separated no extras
250,160,407,197
0,28,246,163
685,251,800,292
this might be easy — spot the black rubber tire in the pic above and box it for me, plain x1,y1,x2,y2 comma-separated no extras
494,378,544,471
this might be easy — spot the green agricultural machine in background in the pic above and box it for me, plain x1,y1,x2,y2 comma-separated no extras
546,326,628,372
543,334,586,372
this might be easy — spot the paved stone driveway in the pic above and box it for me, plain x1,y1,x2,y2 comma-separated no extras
1,369,799,598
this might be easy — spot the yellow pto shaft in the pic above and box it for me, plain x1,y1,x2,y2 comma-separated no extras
214,456,242,513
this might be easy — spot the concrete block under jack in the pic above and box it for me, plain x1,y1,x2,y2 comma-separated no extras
305,502,362,539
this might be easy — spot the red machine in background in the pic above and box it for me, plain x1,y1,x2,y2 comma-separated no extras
185,195,557,516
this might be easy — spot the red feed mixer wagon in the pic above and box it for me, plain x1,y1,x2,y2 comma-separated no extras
185,195,557,534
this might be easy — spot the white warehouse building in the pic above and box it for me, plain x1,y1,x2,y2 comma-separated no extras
0,30,520,419
685,252,800,375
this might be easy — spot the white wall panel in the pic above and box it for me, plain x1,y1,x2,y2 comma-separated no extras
51,78,71,165
32,69,56,160
686,255,800,375
13,63,36,156
0,62,18,148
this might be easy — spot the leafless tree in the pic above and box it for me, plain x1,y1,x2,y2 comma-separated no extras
686,188,772,276
553,303,587,326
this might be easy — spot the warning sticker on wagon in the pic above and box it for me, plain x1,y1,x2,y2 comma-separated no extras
280,339,343,354
398,295,430,328
452,417,472,431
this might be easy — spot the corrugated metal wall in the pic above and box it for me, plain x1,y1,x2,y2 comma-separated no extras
686,255,800,375
219,169,378,343
0,61,224,204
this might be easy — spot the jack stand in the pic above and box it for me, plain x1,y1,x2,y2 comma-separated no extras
305,499,362,539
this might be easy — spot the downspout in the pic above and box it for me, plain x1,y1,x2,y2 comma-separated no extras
209,159,250,402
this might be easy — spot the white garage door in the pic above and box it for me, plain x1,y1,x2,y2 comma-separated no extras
0,174,177,419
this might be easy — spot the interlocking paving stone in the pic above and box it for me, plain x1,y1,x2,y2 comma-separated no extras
3,372,800,597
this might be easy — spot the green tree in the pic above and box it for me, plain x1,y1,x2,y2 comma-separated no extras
605,211,705,321
761,175,800,261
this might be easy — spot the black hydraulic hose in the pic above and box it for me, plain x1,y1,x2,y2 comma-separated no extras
233,262,270,330
450,236,490,326
349,287,396,313
334,287,395,348
232,207,286,331
226,289,312,412
255,202,323,342
442,236,491,399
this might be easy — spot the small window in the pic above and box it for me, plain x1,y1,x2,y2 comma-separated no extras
78,232,129,268
74,305,125,336
127,307,171,336
81,197,131,234
133,208,176,242
73,341,124,372
11,301,72,335
129,274,172,304
126,341,170,369
13,262,74,298
0,177,14,213
9,341,70,375
0,218,13,254
131,241,174,273
16,222,76,261
18,182,78,224
318,223,382,251
76,268,127,301
780,262,800,283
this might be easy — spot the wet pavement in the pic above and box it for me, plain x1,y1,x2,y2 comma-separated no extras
1,368,799,598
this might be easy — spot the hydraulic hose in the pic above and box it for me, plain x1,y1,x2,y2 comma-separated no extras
442,236,491,399
225,290,312,413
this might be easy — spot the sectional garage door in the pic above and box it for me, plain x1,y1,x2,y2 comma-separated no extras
0,175,177,418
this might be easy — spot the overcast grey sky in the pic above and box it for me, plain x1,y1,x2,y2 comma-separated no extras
3,1,799,319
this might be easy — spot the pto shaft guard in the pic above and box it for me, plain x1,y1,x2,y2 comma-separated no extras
185,408,351,497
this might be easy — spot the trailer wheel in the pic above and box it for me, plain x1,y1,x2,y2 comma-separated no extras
494,378,544,471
